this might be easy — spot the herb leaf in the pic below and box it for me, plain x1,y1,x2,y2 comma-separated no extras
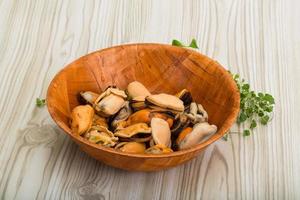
243,129,251,136
189,39,199,49
250,119,257,129
223,133,229,141
231,71,275,136
171,39,199,49
172,40,185,47
36,98,46,107
260,115,270,125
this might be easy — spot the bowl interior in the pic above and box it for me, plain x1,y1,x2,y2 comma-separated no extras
47,43,240,156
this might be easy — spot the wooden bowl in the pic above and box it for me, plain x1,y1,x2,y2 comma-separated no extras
47,43,240,171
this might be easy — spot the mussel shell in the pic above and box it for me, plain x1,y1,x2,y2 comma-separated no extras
95,94,126,117
175,89,193,107
170,114,191,150
78,91,99,105
111,101,132,129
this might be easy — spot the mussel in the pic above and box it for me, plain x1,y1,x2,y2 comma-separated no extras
70,81,218,154
146,93,184,113
178,122,217,150
114,123,151,138
125,109,174,128
70,105,94,135
115,142,146,153
111,101,132,130
151,118,171,147
126,81,151,99
185,102,208,124
175,89,193,108
79,91,99,105
87,129,118,147
94,87,127,117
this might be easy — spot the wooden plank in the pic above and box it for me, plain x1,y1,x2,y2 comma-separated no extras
0,0,299,199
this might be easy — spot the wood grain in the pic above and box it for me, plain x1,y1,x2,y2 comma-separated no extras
0,0,299,199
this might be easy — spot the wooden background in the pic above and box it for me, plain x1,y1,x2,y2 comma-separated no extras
0,0,299,199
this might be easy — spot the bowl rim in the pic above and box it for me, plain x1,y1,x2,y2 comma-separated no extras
46,43,240,158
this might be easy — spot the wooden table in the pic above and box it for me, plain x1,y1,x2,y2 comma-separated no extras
0,0,299,199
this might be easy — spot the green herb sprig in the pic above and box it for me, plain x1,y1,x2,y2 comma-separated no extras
36,98,46,107
171,38,275,138
172,38,199,49
231,73,275,136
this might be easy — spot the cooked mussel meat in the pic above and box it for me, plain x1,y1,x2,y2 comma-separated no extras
178,122,217,150
94,87,127,117
115,142,146,153
70,105,94,135
146,93,184,113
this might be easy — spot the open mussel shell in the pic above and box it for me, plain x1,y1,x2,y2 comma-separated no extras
111,101,132,130
175,89,193,107
185,102,208,124
170,114,191,150
78,91,100,105
171,114,190,135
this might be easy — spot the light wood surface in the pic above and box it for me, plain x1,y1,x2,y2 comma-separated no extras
0,0,299,199
46,43,240,171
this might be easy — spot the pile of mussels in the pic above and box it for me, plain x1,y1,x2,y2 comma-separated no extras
70,81,217,154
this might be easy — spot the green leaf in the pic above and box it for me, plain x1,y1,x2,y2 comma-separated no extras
263,94,275,104
238,112,247,123
243,129,251,136
258,111,264,117
172,39,185,47
250,119,257,129
260,115,270,125
233,74,240,79
223,133,229,141
188,38,199,49
266,106,273,112
242,84,250,90
36,98,46,107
